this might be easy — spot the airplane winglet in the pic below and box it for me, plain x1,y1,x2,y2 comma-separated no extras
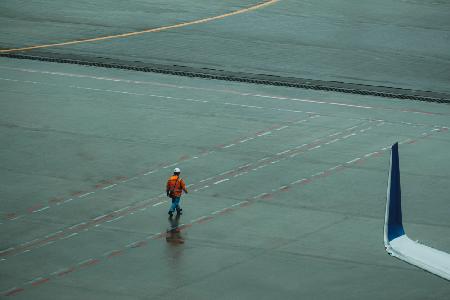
384,142,405,244
384,143,450,281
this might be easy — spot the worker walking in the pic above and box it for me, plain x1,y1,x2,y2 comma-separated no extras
166,167,188,217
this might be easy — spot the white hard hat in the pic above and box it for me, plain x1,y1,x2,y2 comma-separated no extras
174,167,181,173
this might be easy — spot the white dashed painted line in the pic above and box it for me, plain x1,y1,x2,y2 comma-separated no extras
329,132,342,137
78,258,95,266
62,233,78,240
106,216,124,223
69,223,86,230
239,137,254,143
257,131,271,137
291,178,308,185
254,193,269,199
328,165,343,171
214,178,229,185
325,139,339,145
277,150,291,155
342,133,355,139
114,206,130,213
223,144,235,148
308,145,321,151
219,171,233,176
295,144,307,149
103,184,117,190
275,126,289,131
347,158,361,164
39,241,55,248
163,163,178,169
63,198,73,203
200,177,214,183
93,214,108,221
152,201,166,207
79,192,94,198
194,185,209,192
0,248,14,254
365,152,378,157
258,157,271,162
233,172,248,177
32,206,49,213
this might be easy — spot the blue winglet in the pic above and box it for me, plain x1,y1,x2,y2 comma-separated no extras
386,142,405,242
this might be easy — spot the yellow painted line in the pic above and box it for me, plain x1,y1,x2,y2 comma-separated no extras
0,0,279,53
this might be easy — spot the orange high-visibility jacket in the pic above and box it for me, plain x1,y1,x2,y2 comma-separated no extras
166,175,188,197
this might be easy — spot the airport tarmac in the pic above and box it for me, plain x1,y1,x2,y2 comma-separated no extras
1,1,449,299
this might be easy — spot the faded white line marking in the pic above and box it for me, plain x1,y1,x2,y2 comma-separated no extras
328,165,343,171
308,145,321,151
291,178,308,185
239,137,254,143
153,201,166,207
79,192,94,198
69,223,85,230
325,139,339,145
33,206,49,213
200,177,214,183
277,150,290,155
342,133,355,139
275,125,289,131
106,216,124,223
295,144,307,149
78,258,95,266
191,216,207,223
194,185,209,192
114,206,130,213
329,132,342,137
63,233,78,239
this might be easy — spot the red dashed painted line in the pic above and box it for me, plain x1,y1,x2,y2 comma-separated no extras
30,277,49,286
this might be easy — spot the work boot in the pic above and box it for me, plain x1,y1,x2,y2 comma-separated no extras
176,208,183,215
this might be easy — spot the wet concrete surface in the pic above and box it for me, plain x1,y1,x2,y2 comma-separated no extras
0,58,449,299
1,1,450,299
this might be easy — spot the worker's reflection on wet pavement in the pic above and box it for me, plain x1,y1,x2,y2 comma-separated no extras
166,214,184,244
